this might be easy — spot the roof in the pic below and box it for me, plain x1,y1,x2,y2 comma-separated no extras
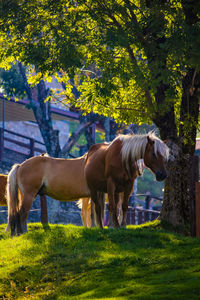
0,94,80,122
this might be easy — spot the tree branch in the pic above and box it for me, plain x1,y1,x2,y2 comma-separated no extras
61,121,92,156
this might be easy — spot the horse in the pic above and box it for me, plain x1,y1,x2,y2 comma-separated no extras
77,158,145,227
0,174,7,206
6,154,104,236
77,194,124,228
84,132,169,228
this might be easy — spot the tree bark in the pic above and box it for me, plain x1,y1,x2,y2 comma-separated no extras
18,63,61,157
161,143,190,228
160,69,200,232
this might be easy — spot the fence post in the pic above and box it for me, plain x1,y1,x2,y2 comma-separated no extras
29,138,35,157
131,208,136,225
190,155,199,237
195,182,200,238
0,128,4,161
138,210,143,224
145,195,151,209
40,195,48,224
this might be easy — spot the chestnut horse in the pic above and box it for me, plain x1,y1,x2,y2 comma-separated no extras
85,132,169,228
6,154,104,236
77,158,145,227
0,174,7,206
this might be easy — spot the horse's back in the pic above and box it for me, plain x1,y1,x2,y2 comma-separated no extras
86,140,123,171
45,156,90,200
0,174,7,206
18,156,47,187
17,155,90,200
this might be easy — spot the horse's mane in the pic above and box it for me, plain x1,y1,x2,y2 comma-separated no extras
110,132,169,165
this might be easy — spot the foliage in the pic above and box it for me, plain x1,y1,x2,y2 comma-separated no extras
1,1,200,130
0,65,26,98
0,222,200,299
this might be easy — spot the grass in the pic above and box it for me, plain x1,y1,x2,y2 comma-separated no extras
0,221,200,299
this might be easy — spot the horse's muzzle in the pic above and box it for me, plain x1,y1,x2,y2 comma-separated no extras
156,170,167,181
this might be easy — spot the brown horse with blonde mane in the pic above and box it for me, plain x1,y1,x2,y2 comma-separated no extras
77,158,144,227
6,154,105,236
85,132,169,228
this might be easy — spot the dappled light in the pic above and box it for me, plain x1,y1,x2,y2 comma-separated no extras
0,223,200,299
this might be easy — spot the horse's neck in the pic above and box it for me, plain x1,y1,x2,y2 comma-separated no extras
124,157,140,180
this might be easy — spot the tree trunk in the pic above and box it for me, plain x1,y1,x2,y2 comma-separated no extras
160,143,190,230
18,63,61,157
160,69,200,233
35,80,61,157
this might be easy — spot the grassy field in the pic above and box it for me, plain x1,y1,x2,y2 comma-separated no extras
0,221,200,300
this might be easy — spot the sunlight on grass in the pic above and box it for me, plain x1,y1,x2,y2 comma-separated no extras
0,222,200,299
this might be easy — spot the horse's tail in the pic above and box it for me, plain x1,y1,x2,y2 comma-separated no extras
76,198,90,209
5,164,20,233
77,199,83,209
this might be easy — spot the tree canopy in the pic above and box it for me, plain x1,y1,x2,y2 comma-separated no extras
1,0,200,136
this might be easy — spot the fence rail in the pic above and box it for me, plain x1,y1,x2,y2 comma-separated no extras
0,127,46,161
0,202,160,226
105,206,160,226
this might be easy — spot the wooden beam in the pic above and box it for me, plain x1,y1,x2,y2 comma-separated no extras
196,182,200,238
0,128,4,161
190,155,199,237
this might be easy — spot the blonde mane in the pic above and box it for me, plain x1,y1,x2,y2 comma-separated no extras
110,132,169,167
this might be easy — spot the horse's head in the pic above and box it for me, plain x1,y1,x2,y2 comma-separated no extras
144,136,169,181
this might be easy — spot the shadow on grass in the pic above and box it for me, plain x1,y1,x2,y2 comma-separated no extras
1,224,200,299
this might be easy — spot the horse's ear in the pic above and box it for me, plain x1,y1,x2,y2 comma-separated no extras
147,136,154,145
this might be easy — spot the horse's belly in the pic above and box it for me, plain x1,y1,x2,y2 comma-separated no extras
44,167,90,201
45,186,90,201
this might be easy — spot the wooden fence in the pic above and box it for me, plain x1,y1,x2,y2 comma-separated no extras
0,127,45,161
105,206,160,226
0,202,160,226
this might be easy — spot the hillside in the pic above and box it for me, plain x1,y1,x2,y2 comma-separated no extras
0,221,200,299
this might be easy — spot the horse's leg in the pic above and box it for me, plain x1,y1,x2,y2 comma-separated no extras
90,199,96,227
116,193,123,226
87,199,92,227
121,185,133,228
81,198,88,227
91,190,103,228
18,193,35,234
107,178,119,228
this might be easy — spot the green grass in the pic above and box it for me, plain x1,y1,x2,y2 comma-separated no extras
0,221,200,300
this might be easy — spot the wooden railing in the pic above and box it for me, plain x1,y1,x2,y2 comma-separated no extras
0,127,46,161
105,206,160,226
